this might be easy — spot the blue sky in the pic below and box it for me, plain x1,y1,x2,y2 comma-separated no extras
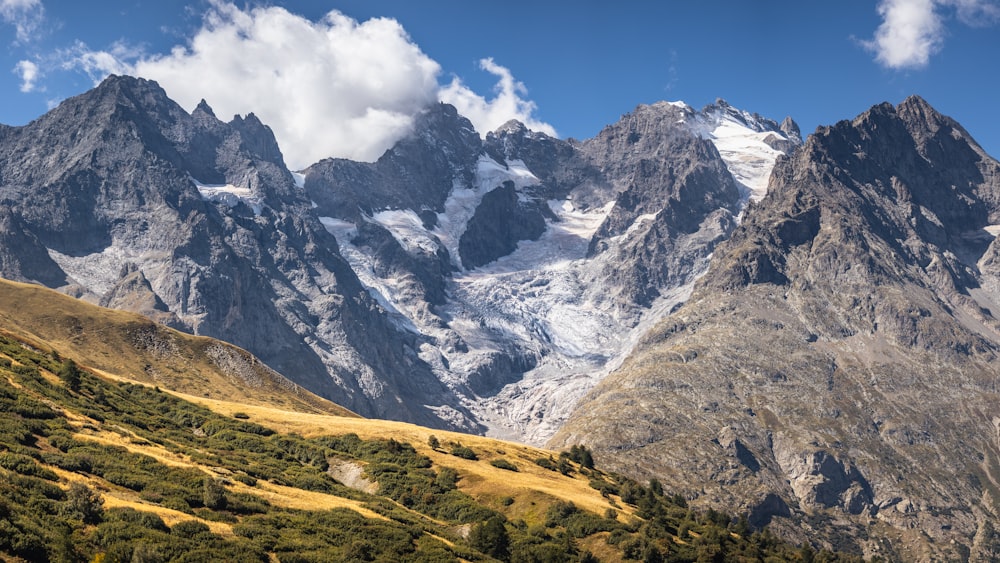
2,0,999,169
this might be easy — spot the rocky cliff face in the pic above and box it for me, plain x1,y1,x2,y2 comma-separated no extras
552,96,1000,560
0,75,469,430
0,75,800,441
301,99,797,442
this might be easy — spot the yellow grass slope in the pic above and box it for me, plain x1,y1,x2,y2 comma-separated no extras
0,277,354,416
0,277,626,526
192,395,628,523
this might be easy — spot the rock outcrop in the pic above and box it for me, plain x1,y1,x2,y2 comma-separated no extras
302,98,796,442
553,96,1000,560
0,75,471,430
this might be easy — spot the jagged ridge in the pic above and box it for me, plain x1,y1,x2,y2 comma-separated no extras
553,96,1000,560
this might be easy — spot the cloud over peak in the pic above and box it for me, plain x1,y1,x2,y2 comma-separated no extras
440,58,557,138
864,0,1000,69
28,2,556,170
134,3,442,169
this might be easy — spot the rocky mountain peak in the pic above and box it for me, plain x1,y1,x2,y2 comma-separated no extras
706,95,1000,299
779,116,801,142
554,97,1000,559
79,74,192,135
227,111,288,174
409,102,481,153
896,94,942,129
492,119,528,136
304,102,484,220
194,98,216,118
700,98,786,137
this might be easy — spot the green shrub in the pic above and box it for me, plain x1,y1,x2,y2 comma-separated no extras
203,477,228,510
58,360,81,392
490,458,519,472
171,519,211,539
64,482,104,524
470,516,510,561
563,444,595,469
450,444,478,460
534,457,557,471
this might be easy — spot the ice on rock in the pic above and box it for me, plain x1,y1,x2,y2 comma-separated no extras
371,209,440,255
687,103,796,201
315,102,793,443
192,177,265,215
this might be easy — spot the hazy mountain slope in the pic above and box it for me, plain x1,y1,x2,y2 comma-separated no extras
552,96,1000,560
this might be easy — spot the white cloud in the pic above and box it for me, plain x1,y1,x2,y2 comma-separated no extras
439,58,557,138
864,0,1000,69
0,0,43,43
14,59,38,92
59,40,138,82
864,0,943,69
35,2,555,169
944,0,1000,24
132,2,442,169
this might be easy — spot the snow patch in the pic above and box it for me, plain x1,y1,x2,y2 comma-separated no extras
432,155,541,270
319,217,358,240
624,212,659,239
465,200,612,276
291,171,306,189
192,178,265,215
319,216,420,333
370,209,440,255
688,107,794,202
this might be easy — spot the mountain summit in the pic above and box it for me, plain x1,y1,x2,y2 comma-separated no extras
302,96,799,442
553,96,1000,560
0,76,800,439
0,75,467,429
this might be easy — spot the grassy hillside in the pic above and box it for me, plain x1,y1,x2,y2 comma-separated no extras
0,280,864,561
0,278,353,416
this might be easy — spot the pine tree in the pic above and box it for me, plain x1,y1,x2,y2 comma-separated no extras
58,359,81,392
470,515,510,561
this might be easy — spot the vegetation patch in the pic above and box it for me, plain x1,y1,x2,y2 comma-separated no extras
490,458,519,472
0,332,864,562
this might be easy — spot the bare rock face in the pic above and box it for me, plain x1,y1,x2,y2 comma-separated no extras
0,75,800,443
458,180,550,269
553,96,1000,560
580,104,743,307
305,103,482,219
299,98,794,442
0,75,471,431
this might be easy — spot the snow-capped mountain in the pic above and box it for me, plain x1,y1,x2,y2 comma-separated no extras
304,98,800,442
0,76,471,430
553,96,1000,560
0,74,799,441
11,75,1000,557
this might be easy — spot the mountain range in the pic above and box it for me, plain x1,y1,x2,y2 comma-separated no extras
2,74,999,559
